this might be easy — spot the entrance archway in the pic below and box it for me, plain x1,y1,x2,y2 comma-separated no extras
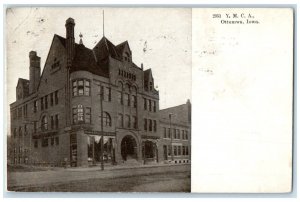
121,135,138,161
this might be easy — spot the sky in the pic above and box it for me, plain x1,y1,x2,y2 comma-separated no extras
6,7,191,110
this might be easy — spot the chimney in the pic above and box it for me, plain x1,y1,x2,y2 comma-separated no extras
65,18,75,67
29,51,41,94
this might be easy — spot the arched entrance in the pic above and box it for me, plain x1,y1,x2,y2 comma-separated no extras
121,135,138,161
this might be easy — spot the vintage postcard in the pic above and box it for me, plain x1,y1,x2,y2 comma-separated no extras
5,7,293,193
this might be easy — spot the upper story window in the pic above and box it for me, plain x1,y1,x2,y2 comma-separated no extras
149,81,153,91
41,115,48,131
13,128,17,138
101,112,112,127
45,95,48,109
72,79,90,96
33,100,38,113
17,107,22,118
51,58,60,70
54,90,59,105
41,97,44,110
50,93,54,106
132,116,137,129
72,105,91,124
131,95,137,108
18,126,22,137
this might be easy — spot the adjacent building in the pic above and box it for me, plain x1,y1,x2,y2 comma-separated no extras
9,17,191,167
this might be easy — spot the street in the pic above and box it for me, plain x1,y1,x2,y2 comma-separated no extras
7,164,190,192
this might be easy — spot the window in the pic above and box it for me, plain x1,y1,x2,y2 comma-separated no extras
51,115,54,129
168,128,171,138
104,87,111,102
148,100,152,112
182,146,186,155
132,95,137,108
186,146,189,155
117,91,123,105
168,145,172,156
73,105,90,124
125,115,130,128
144,118,147,131
149,81,153,91
124,93,130,106
178,146,181,156
102,112,112,126
55,114,59,129
34,100,38,113
24,125,27,136
163,127,167,138
51,137,54,146
149,119,152,131
41,98,44,110
85,107,91,123
50,93,54,106
174,146,177,156
132,116,137,129
153,101,156,112
78,105,84,122
18,107,22,118
41,116,48,131
34,121,37,133
34,140,38,148
13,128,17,138
72,79,90,96
117,114,123,127
55,137,59,145
23,104,28,117
84,80,90,96
45,95,48,109
42,138,48,147
153,120,157,132
173,129,177,139
19,126,22,137
144,98,147,110
55,91,58,105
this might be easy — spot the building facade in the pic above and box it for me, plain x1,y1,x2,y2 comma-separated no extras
9,18,191,167
158,100,191,164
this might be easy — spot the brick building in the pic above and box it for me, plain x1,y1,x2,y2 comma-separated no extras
9,17,191,167
159,100,191,164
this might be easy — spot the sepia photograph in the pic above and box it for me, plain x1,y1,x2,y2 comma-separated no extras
6,7,192,192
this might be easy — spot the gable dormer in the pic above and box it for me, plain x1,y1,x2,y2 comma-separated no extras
116,41,132,62
143,69,154,92
16,78,29,100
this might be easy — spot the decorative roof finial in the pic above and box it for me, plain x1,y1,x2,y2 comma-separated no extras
79,33,83,45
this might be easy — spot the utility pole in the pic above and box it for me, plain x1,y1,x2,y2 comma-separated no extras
100,86,104,171
169,113,174,161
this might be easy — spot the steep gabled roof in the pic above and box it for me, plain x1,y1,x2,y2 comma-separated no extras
115,40,129,54
54,34,66,47
71,44,109,77
93,36,122,61
17,78,29,88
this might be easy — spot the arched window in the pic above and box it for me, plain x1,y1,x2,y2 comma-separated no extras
102,112,112,127
125,83,130,92
41,115,48,131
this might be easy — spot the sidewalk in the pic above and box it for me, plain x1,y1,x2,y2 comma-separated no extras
66,162,190,172
7,163,191,189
